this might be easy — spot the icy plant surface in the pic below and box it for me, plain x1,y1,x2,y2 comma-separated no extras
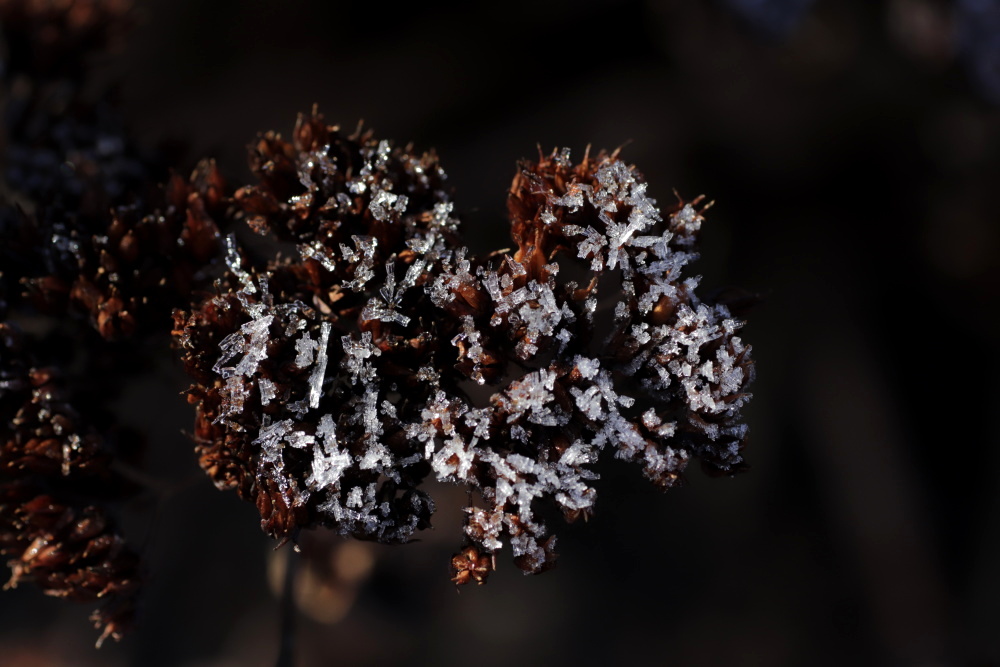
174,111,755,581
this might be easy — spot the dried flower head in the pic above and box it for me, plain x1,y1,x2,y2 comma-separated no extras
175,110,754,580
1,0,225,340
22,160,225,338
2,87,224,338
0,323,141,646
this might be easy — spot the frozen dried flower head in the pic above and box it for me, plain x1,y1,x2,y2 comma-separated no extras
175,110,754,583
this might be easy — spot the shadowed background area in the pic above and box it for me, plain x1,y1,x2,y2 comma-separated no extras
1,0,999,665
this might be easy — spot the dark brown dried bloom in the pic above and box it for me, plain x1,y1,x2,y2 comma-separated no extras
175,111,754,580
0,8,146,642
0,323,141,646
23,160,225,339
0,83,223,339
2,1,223,339
0,93,158,320
235,110,451,252
0,64,223,339
1,111,224,338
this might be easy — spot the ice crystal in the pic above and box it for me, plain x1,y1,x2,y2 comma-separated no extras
307,323,331,409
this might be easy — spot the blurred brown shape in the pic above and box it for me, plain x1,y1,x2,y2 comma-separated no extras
0,0,133,80
267,535,375,625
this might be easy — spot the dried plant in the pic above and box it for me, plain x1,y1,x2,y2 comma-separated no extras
0,0,147,646
0,324,140,646
22,159,225,339
173,110,754,581
0,0,755,651
1,0,224,339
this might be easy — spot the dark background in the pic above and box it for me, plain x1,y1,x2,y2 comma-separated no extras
2,0,1000,665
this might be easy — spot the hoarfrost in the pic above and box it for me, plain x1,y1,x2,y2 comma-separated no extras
285,430,316,450
670,204,702,243
307,322,331,409
574,355,600,380
233,315,273,377
416,365,440,384
253,419,294,472
341,331,381,384
361,258,425,326
307,415,351,491
213,332,245,378
563,225,607,271
340,235,378,291
224,234,254,292
259,377,277,406
294,332,318,368
369,189,408,222
452,316,487,383
465,508,503,551
299,241,338,271
432,434,477,481
214,376,247,424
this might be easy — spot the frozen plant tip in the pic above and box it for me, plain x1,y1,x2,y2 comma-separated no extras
174,110,755,583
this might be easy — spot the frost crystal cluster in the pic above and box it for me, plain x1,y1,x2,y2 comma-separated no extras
174,111,754,582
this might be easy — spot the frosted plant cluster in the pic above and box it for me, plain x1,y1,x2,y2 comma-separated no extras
0,0,754,648
174,111,754,581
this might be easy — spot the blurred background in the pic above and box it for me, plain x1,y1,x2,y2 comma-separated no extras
2,0,1000,665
